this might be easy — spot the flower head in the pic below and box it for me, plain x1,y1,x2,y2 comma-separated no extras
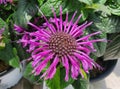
0,0,13,4
14,6,106,81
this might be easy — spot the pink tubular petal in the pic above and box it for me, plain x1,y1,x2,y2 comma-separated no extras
41,56,59,79
77,39,107,45
62,56,69,81
74,52,91,66
40,50,51,56
40,29,51,37
60,6,63,31
67,55,80,70
82,60,89,73
68,55,79,79
33,53,54,75
66,11,77,33
47,56,59,79
52,7,59,31
50,24,56,33
38,8,53,33
74,51,95,70
0,28,4,34
14,25,25,33
68,55,84,79
70,21,88,36
77,31,102,42
77,46,90,55
30,31,49,39
71,65,79,79
32,49,51,62
72,56,84,78
63,11,68,32
72,22,93,37
32,47,46,56
28,22,41,30
70,14,82,34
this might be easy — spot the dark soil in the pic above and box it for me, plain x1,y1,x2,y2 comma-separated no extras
0,60,10,73
90,57,117,81
90,58,106,78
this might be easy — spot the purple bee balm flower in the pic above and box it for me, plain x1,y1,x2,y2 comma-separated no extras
0,0,12,4
14,6,106,81
0,28,4,40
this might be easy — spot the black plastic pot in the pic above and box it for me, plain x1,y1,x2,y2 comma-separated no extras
90,58,118,83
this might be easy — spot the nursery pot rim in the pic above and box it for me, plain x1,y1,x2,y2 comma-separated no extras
90,58,118,83
0,66,14,77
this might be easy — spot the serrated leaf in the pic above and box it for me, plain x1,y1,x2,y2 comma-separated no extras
72,77,89,89
109,7,120,16
39,0,62,16
105,0,120,16
104,33,120,60
89,13,120,33
98,0,107,4
78,0,92,5
14,0,38,27
86,4,111,15
93,33,107,57
87,24,107,57
39,0,86,19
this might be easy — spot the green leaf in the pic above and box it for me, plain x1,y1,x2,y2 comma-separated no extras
80,69,88,80
105,0,120,16
93,33,107,57
89,13,120,33
39,0,63,16
86,4,111,15
0,41,5,49
24,62,43,84
14,0,38,27
60,68,74,89
46,66,61,89
97,0,107,4
37,0,45,6
104,33,120,60
117,0,120,4
109,7,120,16
72,77,89,89
87,24,107,57
0,43,20,67
78,0,92,5
9,48,20,68
40,0,86,17
0,18,6,28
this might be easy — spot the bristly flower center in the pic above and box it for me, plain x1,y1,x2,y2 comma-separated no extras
49,32,77,57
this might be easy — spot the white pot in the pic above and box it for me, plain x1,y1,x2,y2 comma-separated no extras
0,62,25,89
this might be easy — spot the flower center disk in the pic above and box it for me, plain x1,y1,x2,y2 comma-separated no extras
49,32,77,57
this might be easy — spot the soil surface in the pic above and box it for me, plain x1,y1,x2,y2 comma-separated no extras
0,60,10,73
90,58,107,78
